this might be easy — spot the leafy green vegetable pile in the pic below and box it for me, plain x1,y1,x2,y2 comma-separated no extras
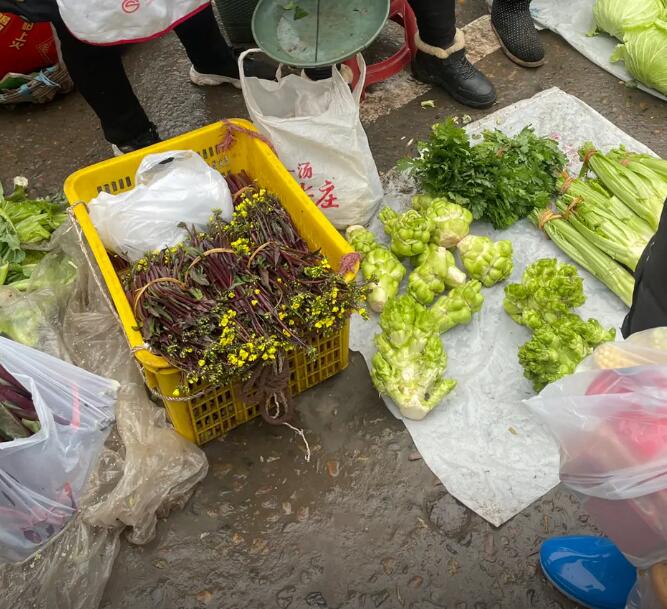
402,119,567,229
0,177,67,289
353,118,667,411
0,177,75,347
504,259,616,391
592,0,667,96
347,195,513,419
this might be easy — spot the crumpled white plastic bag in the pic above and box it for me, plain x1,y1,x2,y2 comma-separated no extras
88,150,233,262
626,571,664,609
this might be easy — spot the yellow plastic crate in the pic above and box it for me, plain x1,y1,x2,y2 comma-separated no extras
64,119,356,445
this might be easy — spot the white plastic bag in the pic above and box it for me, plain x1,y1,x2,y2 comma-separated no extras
527,328,667,569
55,0,209,45
0,337,117,563
626,571,663,609
239,49,384,229
88,150,233,263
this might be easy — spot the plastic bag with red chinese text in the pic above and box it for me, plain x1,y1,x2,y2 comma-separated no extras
239,49,384,229
527,328,667,570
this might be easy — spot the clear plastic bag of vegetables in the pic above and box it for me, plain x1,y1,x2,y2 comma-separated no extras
0,336,117,563
527,327,667,570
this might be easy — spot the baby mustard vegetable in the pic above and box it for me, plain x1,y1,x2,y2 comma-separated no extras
345,225,378,258
362,246,406,313
379,208,433,258
371,294,456,420
457,235,513,288
408,245,450,305
425,199,473,248
431,280,484,333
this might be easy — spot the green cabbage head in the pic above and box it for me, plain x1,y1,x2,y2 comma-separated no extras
611,20,667,96
593,0,665,41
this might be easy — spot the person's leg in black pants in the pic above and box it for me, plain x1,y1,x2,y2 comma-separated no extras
52,15,158,151
176,4,275,86
409,0,457,48
53,4,270,151
174,4,237,84
408,0,496,108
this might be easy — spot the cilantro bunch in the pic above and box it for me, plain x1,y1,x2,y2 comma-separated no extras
404,120,566,230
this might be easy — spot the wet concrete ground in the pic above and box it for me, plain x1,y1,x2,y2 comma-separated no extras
2,1,666,607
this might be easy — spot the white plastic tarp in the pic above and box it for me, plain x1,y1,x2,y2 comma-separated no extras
350,87,657,526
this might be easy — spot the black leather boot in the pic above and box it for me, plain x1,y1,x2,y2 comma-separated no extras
491,0,544,67
411,30,496,109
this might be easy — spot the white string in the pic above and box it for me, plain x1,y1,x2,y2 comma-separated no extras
282,422,311,463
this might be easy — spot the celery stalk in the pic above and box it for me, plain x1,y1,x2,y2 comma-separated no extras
555,178,651,270
580,143,665,231
530,209,635,307
608,148,667,182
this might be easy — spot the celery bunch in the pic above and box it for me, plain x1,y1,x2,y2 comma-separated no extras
529,209,635,307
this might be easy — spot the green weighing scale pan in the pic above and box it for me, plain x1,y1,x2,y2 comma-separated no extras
252,0,390,68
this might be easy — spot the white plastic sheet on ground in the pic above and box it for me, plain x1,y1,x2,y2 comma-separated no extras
531,0,667,102
350,87,657,526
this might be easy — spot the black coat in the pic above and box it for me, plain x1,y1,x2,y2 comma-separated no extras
622,196,667,337
0,0,59,22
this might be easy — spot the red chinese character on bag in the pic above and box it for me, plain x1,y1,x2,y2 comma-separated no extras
315,179,339,209
300,183,314,199
297,161,313,180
